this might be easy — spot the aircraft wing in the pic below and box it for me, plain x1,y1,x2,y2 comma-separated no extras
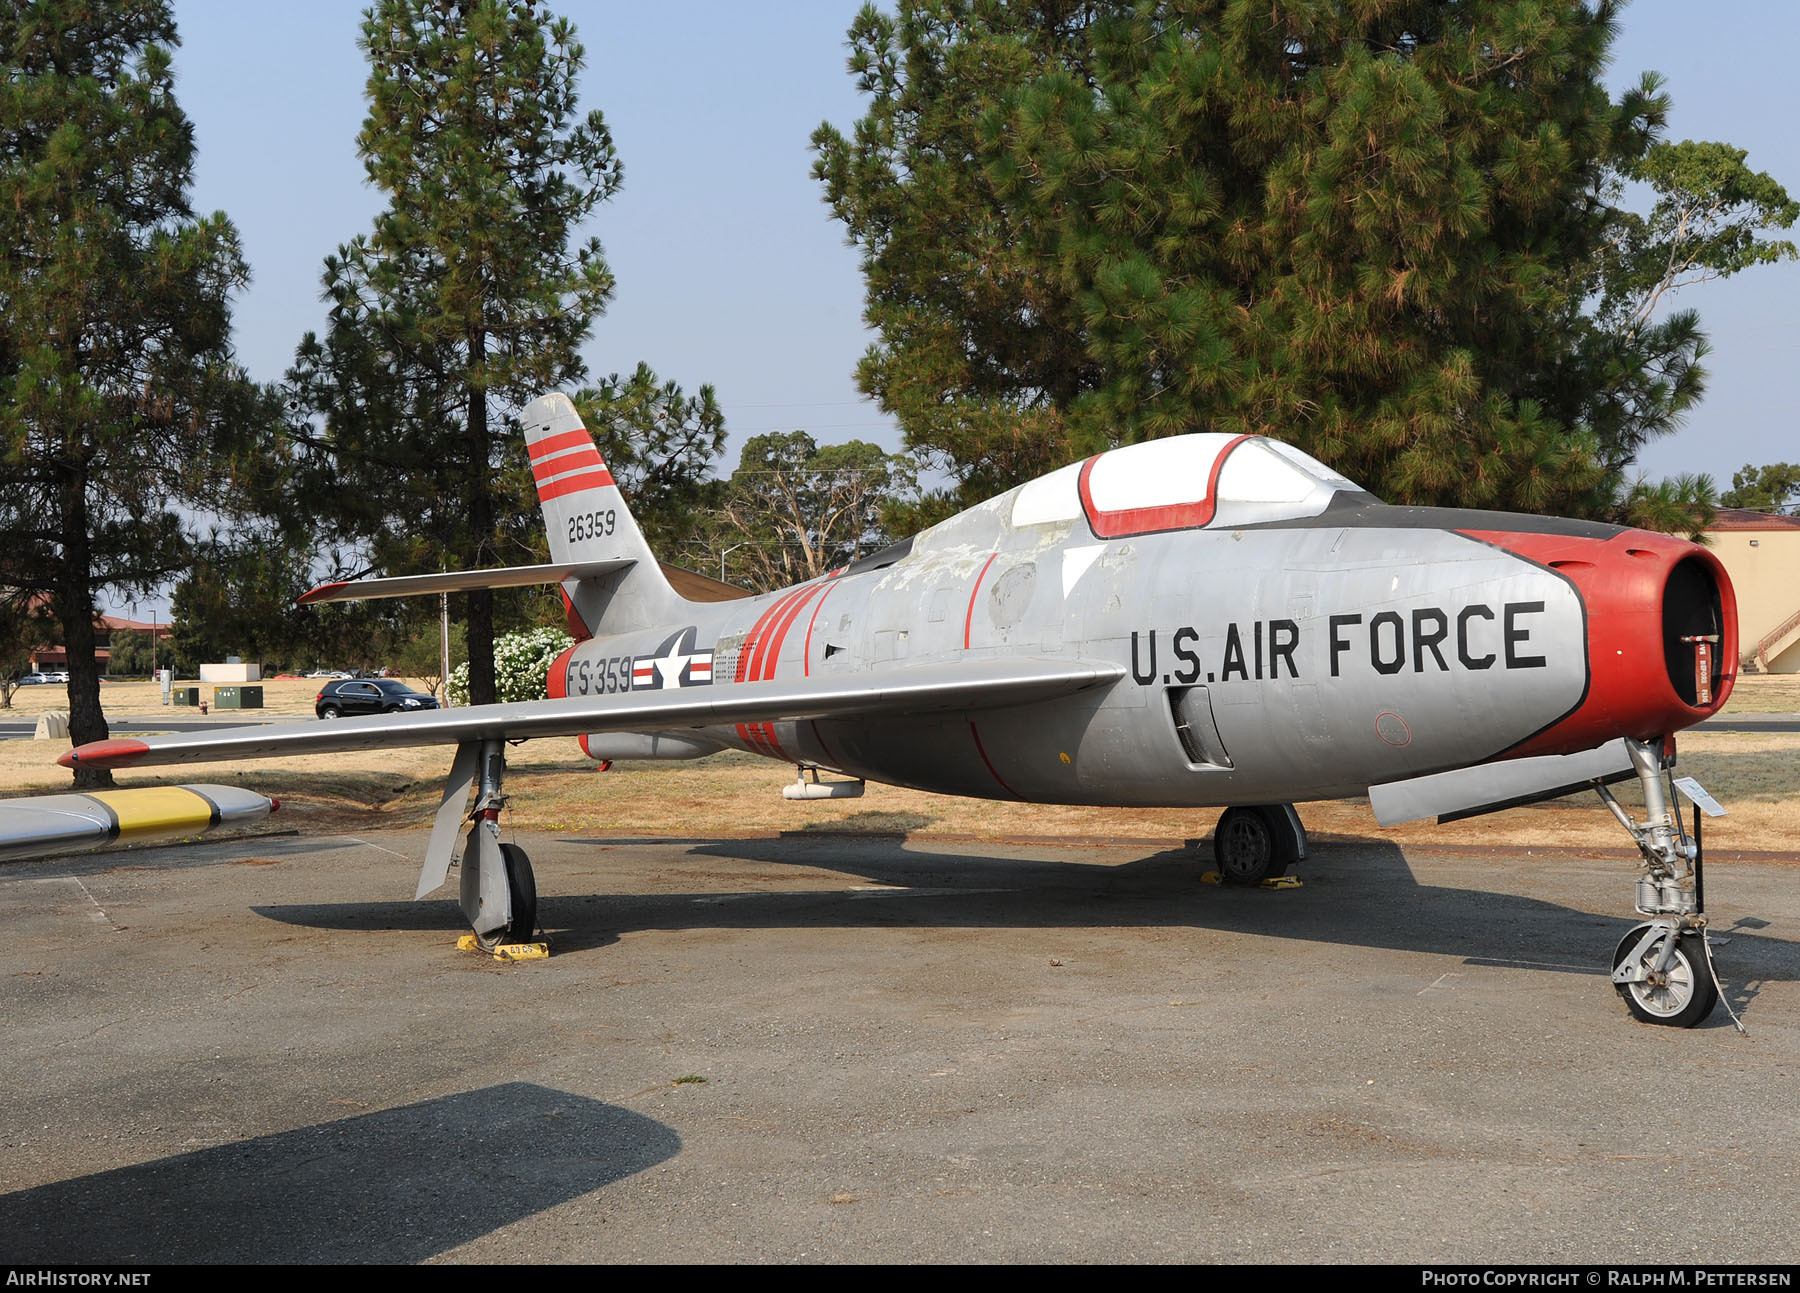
62,658,1125,772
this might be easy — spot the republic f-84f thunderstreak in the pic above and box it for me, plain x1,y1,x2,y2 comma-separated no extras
63,394,1738,1026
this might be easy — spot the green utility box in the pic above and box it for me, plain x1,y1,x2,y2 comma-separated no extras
213,686,263,710
172,686,200,707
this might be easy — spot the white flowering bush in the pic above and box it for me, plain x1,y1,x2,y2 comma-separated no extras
446,626,574,705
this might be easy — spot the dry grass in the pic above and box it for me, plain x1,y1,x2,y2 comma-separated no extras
1724,672,1800,713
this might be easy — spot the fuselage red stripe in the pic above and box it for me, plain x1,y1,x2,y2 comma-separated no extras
747,586,826,762
968,721,1020,799
748,590,808,681
802,579,839,677
730,582,827,760
735,590,801,683
964,553,999,649
733,589,806,748
751,585,822,683
738,594,793,683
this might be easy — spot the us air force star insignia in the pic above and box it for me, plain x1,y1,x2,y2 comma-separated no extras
632,626,714,690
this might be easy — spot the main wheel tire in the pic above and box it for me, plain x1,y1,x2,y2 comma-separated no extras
1612,925,1719,1028
319,704,342,719
1214,806,1277,885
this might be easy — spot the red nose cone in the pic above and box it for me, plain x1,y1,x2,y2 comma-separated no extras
1463,527,1736,758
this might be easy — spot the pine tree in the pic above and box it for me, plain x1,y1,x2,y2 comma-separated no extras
289,0,625,705
0,1,267,784
814,1,1796,526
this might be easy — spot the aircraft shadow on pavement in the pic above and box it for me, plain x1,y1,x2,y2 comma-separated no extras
250,836,1796,1019
0,1082,678,1264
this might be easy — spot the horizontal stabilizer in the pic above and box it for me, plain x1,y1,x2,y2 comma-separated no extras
1367,740,1635,827
297,560,634,605
61,658,1126,771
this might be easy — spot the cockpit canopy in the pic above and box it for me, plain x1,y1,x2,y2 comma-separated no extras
1011,434,1363,536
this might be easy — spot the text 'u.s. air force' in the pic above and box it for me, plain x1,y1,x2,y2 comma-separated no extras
1130,601,1549,685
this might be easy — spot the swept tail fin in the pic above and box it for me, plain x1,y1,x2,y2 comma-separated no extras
522,392,687,637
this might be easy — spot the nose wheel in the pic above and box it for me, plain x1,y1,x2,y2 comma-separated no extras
1597,738,1739,1030
1611,923,1718,1028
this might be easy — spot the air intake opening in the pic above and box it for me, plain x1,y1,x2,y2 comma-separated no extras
1663,556,1723,707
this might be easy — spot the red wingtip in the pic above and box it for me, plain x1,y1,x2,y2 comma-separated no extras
296,580,348,606
60,738,150,770
268,796,281,814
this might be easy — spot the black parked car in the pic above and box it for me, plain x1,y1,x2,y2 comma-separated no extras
315,678,440,719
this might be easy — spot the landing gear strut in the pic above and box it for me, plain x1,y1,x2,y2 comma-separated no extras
1597,737,1723,1029
461,740,538,950
412,738,539,951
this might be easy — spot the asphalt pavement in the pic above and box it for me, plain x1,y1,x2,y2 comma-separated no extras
2,828,1796,1263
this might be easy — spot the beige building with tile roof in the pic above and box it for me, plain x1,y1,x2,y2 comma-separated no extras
1707,509,1800,673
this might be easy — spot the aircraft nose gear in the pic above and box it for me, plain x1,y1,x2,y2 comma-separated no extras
1596,737,1737,1030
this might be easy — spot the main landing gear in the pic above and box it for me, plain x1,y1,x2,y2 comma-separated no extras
415,738,539,952
1597,737,1729,1029
1212,804,1307,885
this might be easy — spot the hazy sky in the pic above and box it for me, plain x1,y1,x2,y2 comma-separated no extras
168,0,1799,491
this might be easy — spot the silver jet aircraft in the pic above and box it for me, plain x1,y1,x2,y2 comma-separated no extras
63,394,1737,1026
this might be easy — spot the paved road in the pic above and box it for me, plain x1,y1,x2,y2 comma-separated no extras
1696,713,1800,732
2,829,1795,1264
